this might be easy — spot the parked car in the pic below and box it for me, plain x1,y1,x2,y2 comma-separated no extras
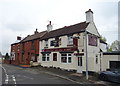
99,69,120,83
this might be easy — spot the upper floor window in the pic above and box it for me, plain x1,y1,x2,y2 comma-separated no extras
44,40,48,48
18,44,20,51
50,37,60,47
31,40,35,50
68,35,73,45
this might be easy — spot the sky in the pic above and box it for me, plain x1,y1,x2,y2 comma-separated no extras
0,0,119,55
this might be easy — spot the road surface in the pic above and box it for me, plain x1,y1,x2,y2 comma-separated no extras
1,64,78,85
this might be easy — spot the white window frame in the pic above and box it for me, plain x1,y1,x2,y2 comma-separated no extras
44,40,48,48
42,53,50,61
68,36,73,45
61,53,72,63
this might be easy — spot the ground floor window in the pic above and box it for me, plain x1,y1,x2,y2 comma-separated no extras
61,53,72,63
42,54,50,61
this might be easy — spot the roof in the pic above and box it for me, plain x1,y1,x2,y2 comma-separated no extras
11,31,47,45
103,51,120,55
100,40,107,45
21,31,47,42
41,21,89,40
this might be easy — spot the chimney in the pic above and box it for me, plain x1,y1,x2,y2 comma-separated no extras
85,9,94,23
17,36,21,40
34,28,38,34
47,21,53,32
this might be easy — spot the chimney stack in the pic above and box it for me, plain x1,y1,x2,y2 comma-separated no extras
34,28,38,34
17,36,21,40
85,9,94,23
47,21,53,32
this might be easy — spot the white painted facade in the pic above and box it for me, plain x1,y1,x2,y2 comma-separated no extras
38,9,104,73
38,23,102,73
100,43,107,52
101,54,120,71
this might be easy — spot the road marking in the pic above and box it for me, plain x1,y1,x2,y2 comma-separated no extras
23,75,34,80
12,75,17,84
0,65,17,84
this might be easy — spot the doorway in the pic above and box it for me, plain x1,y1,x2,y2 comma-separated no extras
77,56,82,73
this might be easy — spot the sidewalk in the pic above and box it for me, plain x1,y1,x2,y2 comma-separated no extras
29,66,109,85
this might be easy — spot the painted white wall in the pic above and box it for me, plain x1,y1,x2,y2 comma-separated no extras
100,43,107,52
101,55,119,71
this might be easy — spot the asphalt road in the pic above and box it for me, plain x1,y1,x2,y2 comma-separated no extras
1,64,78,85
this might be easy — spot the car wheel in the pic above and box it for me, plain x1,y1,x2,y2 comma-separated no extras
100,74,108,81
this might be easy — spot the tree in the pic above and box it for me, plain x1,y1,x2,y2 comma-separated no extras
5,53,10,60
110,40,120,51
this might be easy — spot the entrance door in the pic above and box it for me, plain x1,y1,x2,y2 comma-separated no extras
77,57,82,73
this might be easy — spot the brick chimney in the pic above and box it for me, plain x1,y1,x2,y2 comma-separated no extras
47,21,53,32
17,36,21,40
85,9,94,23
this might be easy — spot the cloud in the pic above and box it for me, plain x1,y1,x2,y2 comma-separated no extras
0,0,119,54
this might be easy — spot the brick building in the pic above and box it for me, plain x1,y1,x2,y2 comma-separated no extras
10,29,47,66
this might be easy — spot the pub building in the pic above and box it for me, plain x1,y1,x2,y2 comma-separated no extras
39,9,101,73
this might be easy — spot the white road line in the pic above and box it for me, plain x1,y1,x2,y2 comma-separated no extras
0,65,9,84
5,75,8,84
0,65,17,84
23,75,34,80
12,75,17,84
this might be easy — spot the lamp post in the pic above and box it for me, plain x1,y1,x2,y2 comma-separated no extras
85,30,88,80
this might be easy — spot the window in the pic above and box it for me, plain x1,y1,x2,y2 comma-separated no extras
53,53,57,61
68,35,73,45
18,44,20,51
42,54,50,61
31,40,35,50
44,40,48,48
59,38,61,45
50,40,55,46
50,37,59,47
78,57,82,66
96,58,98,64
61,53,72,63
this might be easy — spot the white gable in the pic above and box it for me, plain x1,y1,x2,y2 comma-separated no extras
86,22,100,37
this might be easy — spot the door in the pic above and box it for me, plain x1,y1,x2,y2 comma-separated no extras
77,57,82,73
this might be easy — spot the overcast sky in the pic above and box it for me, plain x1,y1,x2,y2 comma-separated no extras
0,0,119,55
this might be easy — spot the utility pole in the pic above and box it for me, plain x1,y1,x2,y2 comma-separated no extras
85,30,88,80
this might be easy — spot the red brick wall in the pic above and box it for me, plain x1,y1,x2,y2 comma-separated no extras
10,39,40,65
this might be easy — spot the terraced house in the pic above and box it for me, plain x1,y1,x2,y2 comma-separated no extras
10,30,47,66
39,9,101,73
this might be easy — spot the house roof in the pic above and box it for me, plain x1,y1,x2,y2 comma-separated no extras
103,51,120,55
21,31,47,42
11,31,47,45
41,21,89,40
100,40,107,45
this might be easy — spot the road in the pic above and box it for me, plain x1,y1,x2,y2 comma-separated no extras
1,64,78,85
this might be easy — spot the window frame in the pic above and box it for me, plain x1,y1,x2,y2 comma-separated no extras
68,35,73,45
42,53,50,61
61,53,72,63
